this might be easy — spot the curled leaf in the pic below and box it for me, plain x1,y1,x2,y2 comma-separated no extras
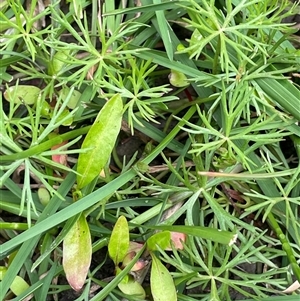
190,29,202,47
148,225,237,246
10,275,30,296
123,254,147,272
282,280,300,293
51,109,73,126
122,242,145,271
40,100,52,116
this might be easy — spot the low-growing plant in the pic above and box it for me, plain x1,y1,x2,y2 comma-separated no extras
0,0,299,300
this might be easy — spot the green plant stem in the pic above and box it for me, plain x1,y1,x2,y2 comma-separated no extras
0,222,29,231
267,211,300,282
0,201,40,220
212,36,221,75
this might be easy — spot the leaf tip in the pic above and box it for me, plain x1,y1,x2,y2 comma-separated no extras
229,233,238,246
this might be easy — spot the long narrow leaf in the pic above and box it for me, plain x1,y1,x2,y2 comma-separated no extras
255,78,300,120
153,0,173,61
0,172,76,299
146,225,237,246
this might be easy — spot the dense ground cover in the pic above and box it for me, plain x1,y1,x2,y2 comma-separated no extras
0,0,300,300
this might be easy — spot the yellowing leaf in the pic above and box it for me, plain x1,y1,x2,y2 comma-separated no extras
108,215,129,266
169,70,189,87
77,94,123,189
63,214,92,291
150,254,177,301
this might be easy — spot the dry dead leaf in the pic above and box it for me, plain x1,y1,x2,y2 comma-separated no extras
282,280,300,293
26,0,49,30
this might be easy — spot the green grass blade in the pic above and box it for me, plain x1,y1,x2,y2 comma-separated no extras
152,0,173,61
0,171,76,299
255,78,300,120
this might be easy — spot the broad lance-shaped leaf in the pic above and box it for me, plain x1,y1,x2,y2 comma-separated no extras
77,94,123,189
4,85,41,105
108,215,129,266
63,214,92,291
150,254,177,301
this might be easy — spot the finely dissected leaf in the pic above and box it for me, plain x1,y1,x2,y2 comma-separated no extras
150,254,177,301
63,214,92,291
147,231,171,251
77,94,123,189
4,85,41,105
108,215,129,266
